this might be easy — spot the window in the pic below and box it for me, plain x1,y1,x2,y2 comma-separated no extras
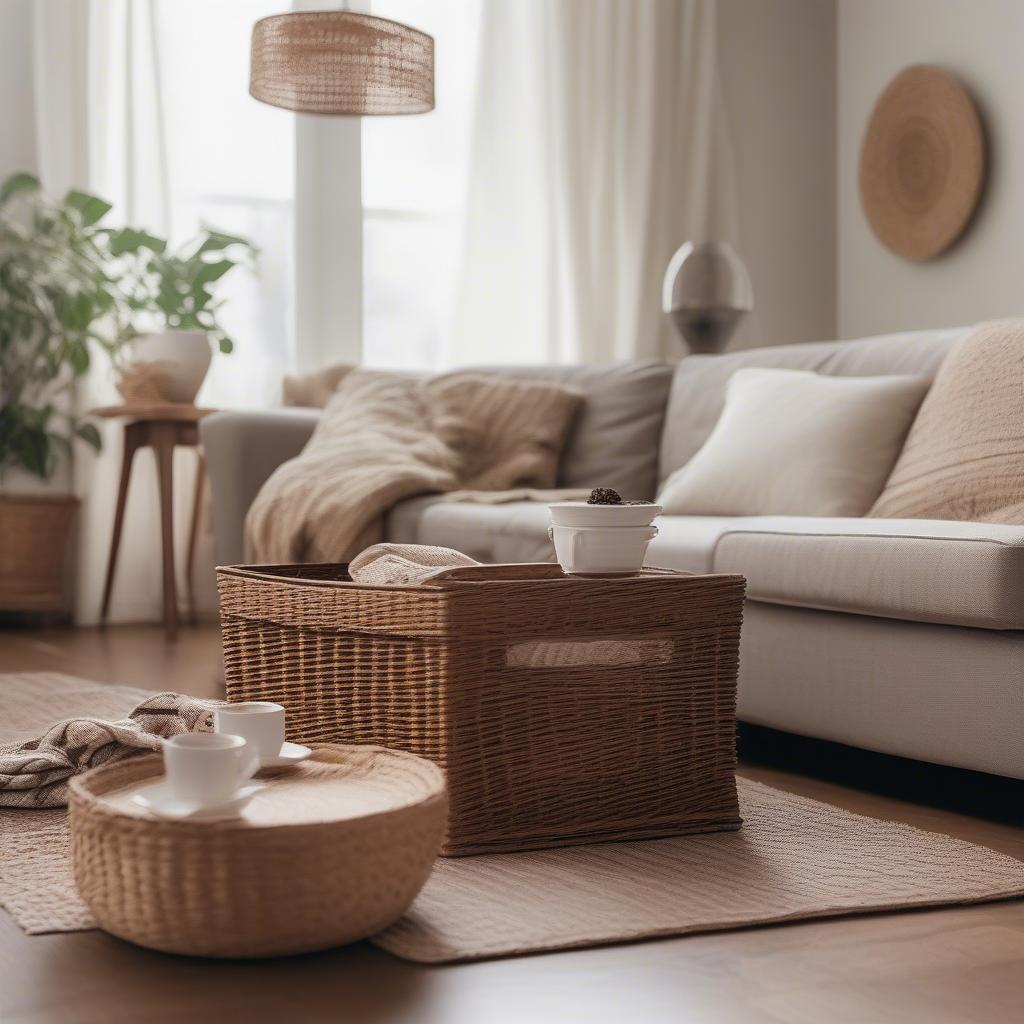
155,0,294,406
361,0,482,370
147,0,480,400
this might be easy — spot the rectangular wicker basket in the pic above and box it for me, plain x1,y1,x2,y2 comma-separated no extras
217,562,746,856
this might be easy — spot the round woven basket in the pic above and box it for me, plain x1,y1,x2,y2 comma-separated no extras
69,744,446,958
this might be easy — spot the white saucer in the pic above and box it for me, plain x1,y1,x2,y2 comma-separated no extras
132,781,264,821
259,741,312,768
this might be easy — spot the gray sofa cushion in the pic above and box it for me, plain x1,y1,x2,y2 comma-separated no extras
386,500,1024,630
476,361,673,500
713,515,1024,630
658,326,966,482
386,497,556,564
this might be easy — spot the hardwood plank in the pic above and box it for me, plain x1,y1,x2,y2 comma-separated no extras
1,624,1023,1024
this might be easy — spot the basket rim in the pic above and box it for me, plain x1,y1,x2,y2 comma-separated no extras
68,742,448,833
216,562,745,592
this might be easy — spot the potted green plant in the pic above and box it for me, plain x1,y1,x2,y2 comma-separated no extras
110,227,254,404
0,173,121,614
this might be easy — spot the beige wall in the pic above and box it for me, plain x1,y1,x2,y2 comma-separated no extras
0,0,36,180
838,0,1024,338
717,0,837,349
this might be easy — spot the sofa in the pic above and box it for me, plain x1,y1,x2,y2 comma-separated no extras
202,326,1024,781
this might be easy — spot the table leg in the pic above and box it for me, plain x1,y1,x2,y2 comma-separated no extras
99,423,143,625
153,424,179,643
186,452,206,626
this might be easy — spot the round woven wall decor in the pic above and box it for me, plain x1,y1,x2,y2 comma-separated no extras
859,65,986,261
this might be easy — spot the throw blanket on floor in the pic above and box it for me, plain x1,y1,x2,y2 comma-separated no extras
0,693,218,808
246,367,584,563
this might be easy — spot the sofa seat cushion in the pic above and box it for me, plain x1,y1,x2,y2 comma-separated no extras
711,516,1024,630
387,500,1024,630
387,499,739,573
646,516,745,574
386,498,557,564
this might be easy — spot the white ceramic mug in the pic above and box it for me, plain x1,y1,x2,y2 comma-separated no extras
163,733,258,808
214,702,286,765
549,524,658,576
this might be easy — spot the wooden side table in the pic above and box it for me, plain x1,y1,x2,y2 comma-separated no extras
93,404,216,642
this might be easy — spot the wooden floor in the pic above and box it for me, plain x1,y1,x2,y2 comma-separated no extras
2,623,1024,1024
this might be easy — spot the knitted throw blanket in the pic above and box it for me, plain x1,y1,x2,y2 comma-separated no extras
0,692,219,808
245,367,583,564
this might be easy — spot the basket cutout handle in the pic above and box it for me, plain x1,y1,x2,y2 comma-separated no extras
506,636,674,669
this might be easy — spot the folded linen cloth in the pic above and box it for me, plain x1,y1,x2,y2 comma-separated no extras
349,543,480,586
0,692,219,808
246,366,584,563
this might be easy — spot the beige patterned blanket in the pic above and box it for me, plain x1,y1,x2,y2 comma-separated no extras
245,367,583,563
0,686,218,808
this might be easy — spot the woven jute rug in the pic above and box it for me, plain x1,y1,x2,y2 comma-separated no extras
3,672,1024,962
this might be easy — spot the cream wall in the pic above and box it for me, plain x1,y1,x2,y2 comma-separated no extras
838,0,1024,338
717,0,837,349
0,0,36,179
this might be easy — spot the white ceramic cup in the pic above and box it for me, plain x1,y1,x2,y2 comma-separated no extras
214,702,286,765
549,524,658,576
163,733,258,808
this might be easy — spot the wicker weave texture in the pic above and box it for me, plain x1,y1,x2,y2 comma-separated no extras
68,745,446,958
250,11,434,115
0,496,78,612
218,564,746,856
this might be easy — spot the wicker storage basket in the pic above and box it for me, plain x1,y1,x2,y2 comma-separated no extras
0,495,78,613
69,744,446,958
218,563,746,856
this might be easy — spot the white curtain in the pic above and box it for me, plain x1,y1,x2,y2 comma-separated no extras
32,0,201,625
448,0,738,366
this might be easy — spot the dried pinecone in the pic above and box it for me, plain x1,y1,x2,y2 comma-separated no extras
587,487,623,505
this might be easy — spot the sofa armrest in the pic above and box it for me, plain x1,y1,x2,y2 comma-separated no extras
200,408,320,565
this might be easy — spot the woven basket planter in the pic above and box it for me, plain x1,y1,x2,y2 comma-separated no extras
0,495,78,614
218,563,746,856
69,744,446,958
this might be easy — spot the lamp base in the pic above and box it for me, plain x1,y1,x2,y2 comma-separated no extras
670,307,746,354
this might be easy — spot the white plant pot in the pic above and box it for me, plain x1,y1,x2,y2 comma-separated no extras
548,524,659,576
122,330,212,404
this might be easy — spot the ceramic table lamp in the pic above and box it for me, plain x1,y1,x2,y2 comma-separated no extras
250,10,434,116
662,241,753,354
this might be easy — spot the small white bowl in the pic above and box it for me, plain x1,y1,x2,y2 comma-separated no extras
549,523,658,576
548,501,661,528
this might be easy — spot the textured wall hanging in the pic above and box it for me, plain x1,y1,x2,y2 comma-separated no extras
859,65,986,261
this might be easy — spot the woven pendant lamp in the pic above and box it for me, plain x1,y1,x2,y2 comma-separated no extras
250,10,434,116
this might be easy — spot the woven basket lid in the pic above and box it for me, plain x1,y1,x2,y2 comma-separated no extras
859,65,986,261
250,10,434,116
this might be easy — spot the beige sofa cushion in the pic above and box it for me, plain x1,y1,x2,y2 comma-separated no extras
712,515,1024,630
387,500,744,574
657,368,928,517
386,498,557,564
870,319,1024,524
288,361,673,502
659,326,965,482
386,501,1024,629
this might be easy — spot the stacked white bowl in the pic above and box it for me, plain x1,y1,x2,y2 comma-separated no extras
548,499,661,576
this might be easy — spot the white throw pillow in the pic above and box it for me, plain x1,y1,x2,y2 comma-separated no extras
657,368,929,517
